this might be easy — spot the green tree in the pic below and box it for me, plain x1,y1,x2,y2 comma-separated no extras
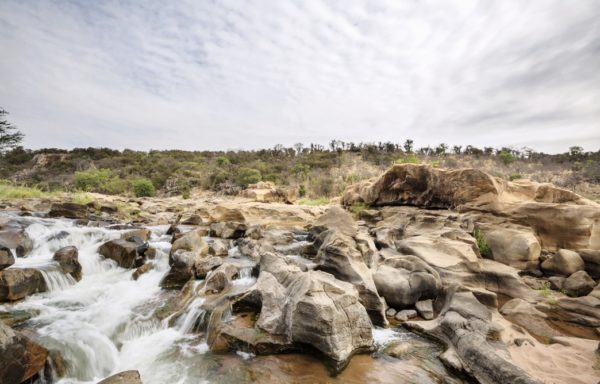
0,109,24,152
132,178,156,197
236,167,262,187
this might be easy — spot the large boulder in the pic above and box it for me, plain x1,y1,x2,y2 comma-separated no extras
170,228,209,258
541,249,585,276
239,181,296,204
0,245,15,271
0,224,33,257
484,228,541,270
48,202,89,219
204,263,239,294
97,370,143,384
0,268,47,301
53,246,82,281
160,251,197,290
562,270,596,297
212,253,374,372
98,239,139,268
120,228,151,242
312,208,387,326
373,254,441,308
208,239,230,256
0,321,49,384
194,256,223,279
209,222,247,239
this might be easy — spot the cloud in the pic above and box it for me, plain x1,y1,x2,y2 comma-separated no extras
0,0,598,153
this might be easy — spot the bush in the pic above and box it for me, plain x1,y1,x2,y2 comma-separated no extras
74,168,113,192
394,155,421,165
132,178,155,197
298,184,306,197
509,173,522,181
0,180,45,198
236,167,262,187
498,150,516,165
473,229,491,257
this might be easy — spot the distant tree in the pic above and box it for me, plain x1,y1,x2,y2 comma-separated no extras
452,145,462,155
435,143,448,155
403,139,414,153
0,108,24,152
569,146,584,157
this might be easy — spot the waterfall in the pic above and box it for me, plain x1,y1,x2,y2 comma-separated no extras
39,268,76,291
177,297,206,334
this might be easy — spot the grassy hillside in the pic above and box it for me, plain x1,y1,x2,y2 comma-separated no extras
1,142,599,201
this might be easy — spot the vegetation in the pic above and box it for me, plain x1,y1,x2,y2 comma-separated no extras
1,139,599,201
0,109,24,153
132,178,156,197
473,229,491,258
297,197,330,206
0,180,45,198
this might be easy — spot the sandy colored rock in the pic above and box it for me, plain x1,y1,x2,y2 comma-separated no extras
98,239,139,268
541,249,585,276
97,370,143,384
53,246,82,281
0,268,47,301
0,321,49,384
0,245,15,271
485,227,541,270
563,270,596,297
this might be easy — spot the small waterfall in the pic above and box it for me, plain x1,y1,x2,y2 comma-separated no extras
238,266,252,279
177,298,206,334
40,269,76,292
232,266,255,287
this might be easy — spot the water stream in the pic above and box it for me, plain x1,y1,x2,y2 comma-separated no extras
1,214,463,384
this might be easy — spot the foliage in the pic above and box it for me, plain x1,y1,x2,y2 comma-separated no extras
298,184,306,197
0,109,24,152
71,192,94,205
498,150,516,165
394,155,421,165
349,202,368,216
132,178,156,197
537,282,552,298
0,180,45,198
509,173,522,181
473,229,491,257
297,197,330,206
236,167,262,187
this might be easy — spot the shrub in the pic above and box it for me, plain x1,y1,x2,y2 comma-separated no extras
298,184,306,197
473,229,491,257
236,167,262,187
180,183,191,199
0,180,45,198
350,202,368,216
215,156,230,166
509,173,522,181
74,168,114,192
498,150,516,165
394,155,421,165
132,178,155,197
71,192,93,205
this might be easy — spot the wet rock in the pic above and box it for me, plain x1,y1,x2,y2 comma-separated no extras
415,299,434,320
53,246,82,281
194,256,223,279
48,202,89,219
47,230,69,242
0,245,15,271
0,309,39,327
395,309,417,321
98,239,139,268
0,268,47,301
541,249,585,276
209,239,230,256
170,228,209,258
209,222,247,239
120,228,151,241
484,228,541,270
97,370,143,384
132,263,154,280
214,252,373,372
373,254,441,309
385,308,397,317
204,263,239,294
15,236,33,258
0,226,33,257
563,270,596,297
0,321,49,384
160,251,196,290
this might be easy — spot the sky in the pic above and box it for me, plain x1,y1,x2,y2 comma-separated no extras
0,0,599,153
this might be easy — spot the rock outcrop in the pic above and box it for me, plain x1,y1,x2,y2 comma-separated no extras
98,239,140,268
484,228,541,270
541,249,585,276
53,246,82,281
0,320,49,384
238,181,296,204
48,202,90,219
210,252,373,372
0,245,15,270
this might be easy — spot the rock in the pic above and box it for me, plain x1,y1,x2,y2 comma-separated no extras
204,263,239,294
120,228,151,241
209,239,230,256
0,321,49,384
541,249,585,276
214,252,373,372
0,226,33,257
170,228,209,258
0,245,15,271
53,246,82,281
209,222,247,239
160,251,197,290
385,308,397,317
98,239,139,268
97,370,143,384
484,228,541,270
407,288,541,384
181,214,203,225
373,255,441,308
579,249,600,278
238,181,296,204
194,256,223,279
132,263,154,280
0,268,47,301
310,207,387,326
500,298,559,341
563,270,596,297
208,206,246,223
48,202,89,219
415,299,434,320
394,309,417,321
548,276,565,291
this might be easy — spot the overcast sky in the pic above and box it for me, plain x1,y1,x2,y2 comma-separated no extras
0,0,598,153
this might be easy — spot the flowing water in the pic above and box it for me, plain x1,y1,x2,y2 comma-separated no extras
1,214,463,384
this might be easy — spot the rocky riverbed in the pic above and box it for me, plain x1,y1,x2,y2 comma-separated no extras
1,164,600,384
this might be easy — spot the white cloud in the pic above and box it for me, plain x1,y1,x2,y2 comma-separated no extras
0,0,598,153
